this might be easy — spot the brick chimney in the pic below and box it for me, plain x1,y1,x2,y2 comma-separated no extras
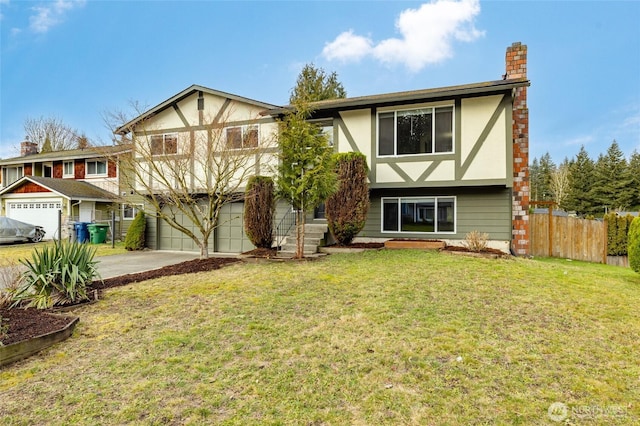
20,139,39,156
506,42,530,256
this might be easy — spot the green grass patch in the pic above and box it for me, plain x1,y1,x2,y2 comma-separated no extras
1,250,638,424
0,241,127,264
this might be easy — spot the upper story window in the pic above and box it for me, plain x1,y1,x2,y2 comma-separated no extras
150,134,178,156
86,160,107,176
43,163,53,178
226,125,258,149
378,106,453,156
63,161,74,178
2,166,23,186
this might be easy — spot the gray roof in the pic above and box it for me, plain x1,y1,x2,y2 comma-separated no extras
263,78,530,116
0,144,130,165
0,176,116,202
115,84,279,135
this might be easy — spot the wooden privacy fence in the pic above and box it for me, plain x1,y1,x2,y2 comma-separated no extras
530,213,607,263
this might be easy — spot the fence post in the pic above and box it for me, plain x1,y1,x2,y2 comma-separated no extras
548,205,553,257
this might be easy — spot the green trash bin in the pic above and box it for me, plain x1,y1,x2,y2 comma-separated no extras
87,224,109,244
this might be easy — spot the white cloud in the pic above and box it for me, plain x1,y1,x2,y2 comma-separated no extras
564,135,596,147
322,30,373,62
29,0,85,34
322,0,484,72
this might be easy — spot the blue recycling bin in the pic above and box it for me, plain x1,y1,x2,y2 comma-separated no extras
74,222,89,243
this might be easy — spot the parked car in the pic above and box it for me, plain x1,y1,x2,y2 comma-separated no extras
0,217,46,243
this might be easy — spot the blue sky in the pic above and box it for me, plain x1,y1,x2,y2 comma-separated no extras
1,0,639,164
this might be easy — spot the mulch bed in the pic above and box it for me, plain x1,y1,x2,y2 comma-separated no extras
0,308,73,346
330,242,385,249
440,245,508,256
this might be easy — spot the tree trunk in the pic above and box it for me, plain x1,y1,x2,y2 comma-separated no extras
296,209,305,259
199,240,209,259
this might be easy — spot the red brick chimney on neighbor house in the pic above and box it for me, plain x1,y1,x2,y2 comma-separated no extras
506,42,530,256
20,139,39,156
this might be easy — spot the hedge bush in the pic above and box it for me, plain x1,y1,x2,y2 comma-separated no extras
125,211,146,251
326,152,369,245
244,176,275,248
604,212,635,256
629,217,640,273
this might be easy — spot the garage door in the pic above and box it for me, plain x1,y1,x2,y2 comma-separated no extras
157,202,254,253
7,199,63,240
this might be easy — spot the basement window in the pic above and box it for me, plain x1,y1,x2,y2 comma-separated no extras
382,196,456,233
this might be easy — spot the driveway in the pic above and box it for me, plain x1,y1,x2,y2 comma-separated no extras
95,251,202,279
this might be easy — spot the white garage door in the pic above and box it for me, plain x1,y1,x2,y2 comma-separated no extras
7,200,63,240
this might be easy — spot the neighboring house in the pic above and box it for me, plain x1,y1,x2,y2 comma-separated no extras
0,144,130,240
116,42,530,255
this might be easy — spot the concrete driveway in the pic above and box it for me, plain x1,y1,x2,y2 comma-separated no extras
95,251,203,279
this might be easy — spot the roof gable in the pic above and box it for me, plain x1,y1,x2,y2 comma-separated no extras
0,176,115,202
115,85,279,135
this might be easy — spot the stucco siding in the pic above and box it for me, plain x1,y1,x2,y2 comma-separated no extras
460,95,508,181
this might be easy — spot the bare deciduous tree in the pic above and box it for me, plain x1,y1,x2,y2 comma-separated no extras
23,116,80,151
550,164,570,209
108,106,277,259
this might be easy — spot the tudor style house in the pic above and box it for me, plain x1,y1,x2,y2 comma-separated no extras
114,87,280,253
0,143,130,240
115,42,530,255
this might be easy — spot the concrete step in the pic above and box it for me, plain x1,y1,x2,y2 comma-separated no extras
280,243,319,254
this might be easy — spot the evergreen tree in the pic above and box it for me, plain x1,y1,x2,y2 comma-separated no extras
529,157,540,201
276,101,337,258
628,150,640,209
590,140,633,212
565,146,596,215
538,152,556,201
289,64,346,104
41,135,53,153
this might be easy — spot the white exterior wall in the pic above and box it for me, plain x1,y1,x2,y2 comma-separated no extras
460,95,507,181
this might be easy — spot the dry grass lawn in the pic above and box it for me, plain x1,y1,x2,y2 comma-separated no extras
1,250,638,425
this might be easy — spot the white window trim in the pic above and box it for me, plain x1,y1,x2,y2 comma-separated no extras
377,103,455,158
122,203,143,220
85,159,108,177
63,161,74,178
225,124,259,150
381,196,457,234
3,166,24,185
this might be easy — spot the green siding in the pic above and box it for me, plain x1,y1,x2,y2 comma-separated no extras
155,201,263,253
361,187,511,241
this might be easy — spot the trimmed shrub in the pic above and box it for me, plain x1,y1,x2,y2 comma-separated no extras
13,241,100,309
629,217,640,273
125,211,146,251
244,176,275,248
326,152,370,245
605,212,635,256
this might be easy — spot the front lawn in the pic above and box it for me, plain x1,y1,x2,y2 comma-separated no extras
1,250,638,424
